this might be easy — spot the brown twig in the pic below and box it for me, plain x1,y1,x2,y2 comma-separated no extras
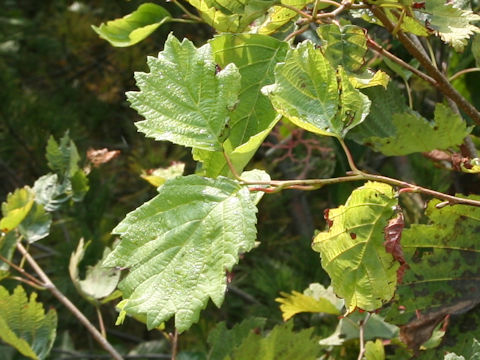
16,242,124,360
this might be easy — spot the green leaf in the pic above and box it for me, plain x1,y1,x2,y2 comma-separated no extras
472,34,480,67
207,318,266,360
0,286,57,360
69,239,121,302
262,40,370,138
104,175,258,332
0,232,18,272
187,0,275,33
386,196,480,325
319,312,398,346
367,103,470,156
423,0,480,51
70,169,89,202
45,133,80,178
0,187,34,232
92,3,171,47
127,34,241,152
141,162,185,187
33,174,71,212
258,0,317,35
365,339,385,360
312,182,398,312
226,321,320,360
194,34,288,177
18,203,52,243
275,283,342,321
317,24,367,72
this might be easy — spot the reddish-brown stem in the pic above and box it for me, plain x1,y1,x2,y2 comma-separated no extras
16,242,124,360
369,5,480,125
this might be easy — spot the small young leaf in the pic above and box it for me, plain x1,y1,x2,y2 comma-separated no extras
33,174,71,212
276,283,342,321
141,162,185,188
365,339,385,360
104,175,258,332
259,0,318,35
92,3,171,47
0,187,34,232
127,34,241,152
312,182,399,312
0,286,57,360
46,132,80,178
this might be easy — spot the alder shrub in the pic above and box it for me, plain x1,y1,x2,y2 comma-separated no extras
3,0,480,359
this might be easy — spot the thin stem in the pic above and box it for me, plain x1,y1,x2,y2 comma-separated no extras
9,276,47,291
16,242,124,360
366,37,436,85
357,312,372,360
171,329,179,360
96,306,107,338
404,78,413,109
169,18,199,24
278,3,312,19
338,138,360,173
171,0,203,22
223,152,243,181
449,67,480,82
285,24,310,41
369,5,480,126
425,38,438,70
0,253,44,286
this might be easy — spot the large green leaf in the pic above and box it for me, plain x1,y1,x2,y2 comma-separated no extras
104,175,257,332
317,24,367,72
194,34,288,177
92,3,171,47
386,196,480,325
226,321,320,360
0,187,34,232
127,34,241,152
0,286,57,360
187,0,275,33
262,40,370,138
422,0,480,51
312,182,399,312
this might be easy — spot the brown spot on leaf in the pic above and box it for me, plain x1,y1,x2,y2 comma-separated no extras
350,232,357,239
324,209,333,227
384,212,407,283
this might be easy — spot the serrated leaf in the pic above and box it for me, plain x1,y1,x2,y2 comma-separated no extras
18,203,52,243
276,283,342,321
187,0,275,33
0,187,34,232
92,3,171,47
127,34,241,152
0,286,57,360
423,0,480,51
141,162,185,187
365,339,385,360
194,34,288,177
317,24,367,72
367,103,470,156
262,40,370,138
227,321,320,360
46,133,80,178
104,175,257,332
69,239,120,302
386,196,480,326
207,318,266,360
312,182,398,312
